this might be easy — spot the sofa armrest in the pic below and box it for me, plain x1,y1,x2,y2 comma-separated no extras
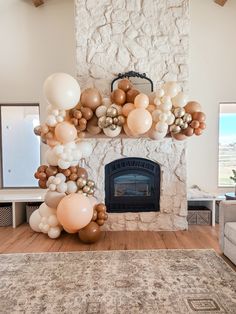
219,200,236,251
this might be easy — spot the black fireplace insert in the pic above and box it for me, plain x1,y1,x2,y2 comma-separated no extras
105,157,160,213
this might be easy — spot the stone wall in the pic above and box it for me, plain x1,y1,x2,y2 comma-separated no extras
75,0,189,95
84,138,188,231
75,0,190,230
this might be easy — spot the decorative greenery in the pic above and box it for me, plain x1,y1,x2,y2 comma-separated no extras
230,169,236,183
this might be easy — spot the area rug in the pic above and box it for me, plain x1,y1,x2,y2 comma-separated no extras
0,250,235,314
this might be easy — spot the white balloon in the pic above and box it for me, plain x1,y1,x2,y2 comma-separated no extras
155,121,168,133
48,215,59,227
166,112,175,125
48,226,61,239
152,109,162,123
76,141,93,158
41,217,48,224
57,182,68,193
39,203,56,217
45,149,59,166
29,209,41,232
160,102,172,112
49,183,57,191
41,224,50,234
163,81,181,98
56,116,64,123
56,173,66,182
156,89,165,98
43,73,81,110
154,97,161,106
66,181,78,194
148,126,166,140
72,149,82,160
54,145,64,155
159,113,168,122
58,159,71,169
96,105,107,118
172,92,188,108
46,115,57,127
103,126,122,137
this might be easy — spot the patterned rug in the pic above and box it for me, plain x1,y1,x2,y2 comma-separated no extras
0,250,235,314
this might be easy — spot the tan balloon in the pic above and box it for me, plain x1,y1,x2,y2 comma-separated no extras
184,101,202,114
127,108,152,135
171,132,187,141
80,88,102,111
44,191,66,209
57,194,93,231
86,116,102,135
122,103,135,117
134,93,149,109
55,122,77,144
111,89,126,106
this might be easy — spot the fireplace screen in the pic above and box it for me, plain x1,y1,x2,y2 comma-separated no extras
105,158,160,213
114,174,151,197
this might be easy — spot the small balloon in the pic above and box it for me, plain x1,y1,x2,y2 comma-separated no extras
111,89,126,106
78,222,101,244
118,79,132,92
126,89,140,103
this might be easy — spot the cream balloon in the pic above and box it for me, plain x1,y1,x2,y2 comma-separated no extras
163,81,181,98
127,108,152,135
39,203,56,217
155,121,168,134
57,194,93,231
43,73,81,110
148,125,166,140
55,122,77,144
45,149,59,166
47,214,59,228
172,92,188,108
134,93,149,109
152,109,162,123
48,226,61,239
103,126,122,137
29,209,41,232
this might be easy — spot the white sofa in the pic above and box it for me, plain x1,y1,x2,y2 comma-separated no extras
219,200,236,265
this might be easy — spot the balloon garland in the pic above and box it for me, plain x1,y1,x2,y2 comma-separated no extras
30,72,206,243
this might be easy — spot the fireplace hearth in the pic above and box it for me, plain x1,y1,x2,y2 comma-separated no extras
105,157,160,213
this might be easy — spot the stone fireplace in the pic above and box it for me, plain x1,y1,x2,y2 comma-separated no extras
75,0,189,230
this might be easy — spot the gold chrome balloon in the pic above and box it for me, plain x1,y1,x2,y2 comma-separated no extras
170,125,181,134
174,107,185,118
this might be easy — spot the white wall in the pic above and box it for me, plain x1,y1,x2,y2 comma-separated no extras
0,0,76,119
188,0,236,193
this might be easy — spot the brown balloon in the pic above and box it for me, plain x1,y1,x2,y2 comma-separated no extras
118,79,132,92
60,168,71,177
92,209,98,221
184,101,201,114
38,179,47,189
111,89,126,106
80,106,93,120
96,219,105,226
77,167,88,180
96,203,107,212
200,122,206,130
192,111,206,123
69,173,78,181
80,88,102,111
86,116,102,135
38,165,48,172
194,128,203,136
171,132,187,141
184,126,194,137
190,120,200,129
70,166,78,174
126,88,140,103
38,172,47,180
78,222,101,244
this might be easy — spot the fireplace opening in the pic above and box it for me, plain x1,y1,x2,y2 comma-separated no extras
105,158,160,213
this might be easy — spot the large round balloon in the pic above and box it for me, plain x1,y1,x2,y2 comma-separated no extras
57,194,93,231
184,101,201,114
127,108,152,135
55,122,77,144
29,209,41,232
43,73,81,110
78,221,101,244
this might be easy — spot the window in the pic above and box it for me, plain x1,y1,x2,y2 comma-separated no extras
218,103,236,187
0,104,40,188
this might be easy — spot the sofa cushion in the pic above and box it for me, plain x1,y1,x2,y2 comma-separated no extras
224,222,236,246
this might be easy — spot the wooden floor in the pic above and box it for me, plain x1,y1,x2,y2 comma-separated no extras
0,223,221,253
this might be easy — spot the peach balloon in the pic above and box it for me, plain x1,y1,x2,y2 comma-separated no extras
57,194,93,231
171,132,187,141
127,108,152,135
55,122,77,144
147,104,156,113
122,103,135,117
184,101,201,114
134,93,149,108
123,123,139,137
63,227,78,234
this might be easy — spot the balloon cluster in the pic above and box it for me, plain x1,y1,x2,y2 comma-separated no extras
30,73,108,242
